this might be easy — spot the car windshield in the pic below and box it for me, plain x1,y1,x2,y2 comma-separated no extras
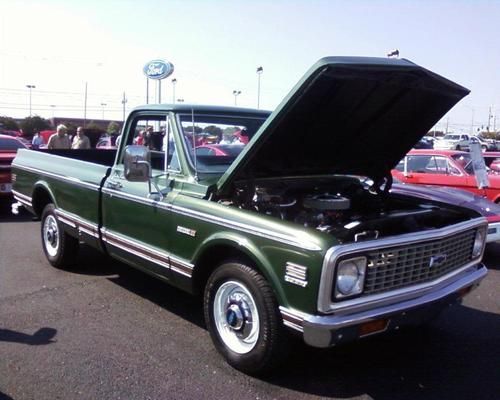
443,134,460,140
178,113,268,173
451,153,473,174
0,137,26,151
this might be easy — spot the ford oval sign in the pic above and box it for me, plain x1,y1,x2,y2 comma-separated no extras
143,59,174,80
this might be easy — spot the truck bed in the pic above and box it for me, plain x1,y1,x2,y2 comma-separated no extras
40,149,117,166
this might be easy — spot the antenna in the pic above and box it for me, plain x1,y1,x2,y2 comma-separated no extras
191,108,198,181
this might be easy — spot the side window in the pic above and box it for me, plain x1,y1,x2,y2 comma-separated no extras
120,114,181,173
407,155,432,173
433,157,449,173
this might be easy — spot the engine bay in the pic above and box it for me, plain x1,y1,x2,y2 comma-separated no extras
220,176,475,244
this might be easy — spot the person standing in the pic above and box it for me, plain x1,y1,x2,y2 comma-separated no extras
31,132,44,149
47,124,71,149
71,126,91,149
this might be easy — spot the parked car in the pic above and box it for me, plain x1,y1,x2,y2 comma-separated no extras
96,136,117,149
0,134,28,198
433,133,472,151
470,136,497,151
392,149,500,202
482,151,500,172
391,178,500,243
195,144,245,157
413,137,433,149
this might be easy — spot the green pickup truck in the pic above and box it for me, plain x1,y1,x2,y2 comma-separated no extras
11,57,488,374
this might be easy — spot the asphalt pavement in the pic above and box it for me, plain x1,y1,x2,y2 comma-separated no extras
0,204,499,400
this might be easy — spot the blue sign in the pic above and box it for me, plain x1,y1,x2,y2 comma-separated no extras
143,59,174,80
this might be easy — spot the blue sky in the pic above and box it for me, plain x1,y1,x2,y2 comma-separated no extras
0,0,499,132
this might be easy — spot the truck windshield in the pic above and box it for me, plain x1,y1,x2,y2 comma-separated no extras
178,113,268,173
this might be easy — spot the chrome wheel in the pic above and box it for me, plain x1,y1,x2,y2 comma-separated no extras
43,214,59,257
213,280,260,354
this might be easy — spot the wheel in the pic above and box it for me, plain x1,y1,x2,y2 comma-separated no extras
204,262,289,375
456,145,461,150
41,203,79,268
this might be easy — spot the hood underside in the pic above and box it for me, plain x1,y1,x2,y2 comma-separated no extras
217,56,469,196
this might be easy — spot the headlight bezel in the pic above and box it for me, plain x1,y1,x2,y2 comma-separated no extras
334,256,367,299
472,226,487,259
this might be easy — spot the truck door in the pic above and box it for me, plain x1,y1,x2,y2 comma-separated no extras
101,112,177,281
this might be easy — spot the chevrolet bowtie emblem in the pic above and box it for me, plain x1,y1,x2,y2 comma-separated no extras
429,254,447,268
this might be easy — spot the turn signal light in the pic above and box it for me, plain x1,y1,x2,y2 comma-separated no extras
359,319,389,337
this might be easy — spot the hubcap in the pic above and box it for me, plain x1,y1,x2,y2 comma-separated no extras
43,215,59,257
213,281,259,354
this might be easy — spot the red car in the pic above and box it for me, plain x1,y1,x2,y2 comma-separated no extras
392,149,500,203
482,151,500,174
0,134,28,198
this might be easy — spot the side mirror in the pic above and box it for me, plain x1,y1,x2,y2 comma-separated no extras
124,145,151,182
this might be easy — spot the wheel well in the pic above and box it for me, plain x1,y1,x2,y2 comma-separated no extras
32,187,54,217
191,245,259,297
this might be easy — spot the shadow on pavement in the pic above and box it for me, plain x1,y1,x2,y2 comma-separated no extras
0,391,14,400
0,327,57,345
107,267,204,329
264,305,500,400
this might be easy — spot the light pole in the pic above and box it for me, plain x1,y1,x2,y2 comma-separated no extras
101,103,107,120
233,90,241,106
50,105,56,119
26,84,36,117
256,66,263,109
121,92,128,121
172,78,177,104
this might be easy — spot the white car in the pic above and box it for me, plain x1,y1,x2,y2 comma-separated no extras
434,133,472,151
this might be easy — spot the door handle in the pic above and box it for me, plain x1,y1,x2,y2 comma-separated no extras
106,180,123,190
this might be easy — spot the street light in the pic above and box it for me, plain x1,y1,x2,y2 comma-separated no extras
256,66,263,109
233,90,241,106
172,78,177,104
121,92,128,121
50,105,56,119
101,103,107,120
26,84,36,117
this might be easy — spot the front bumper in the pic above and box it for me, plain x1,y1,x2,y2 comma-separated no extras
486,222,500,243
301,263,487,348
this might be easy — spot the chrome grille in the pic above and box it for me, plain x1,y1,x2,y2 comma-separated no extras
362,229,476,295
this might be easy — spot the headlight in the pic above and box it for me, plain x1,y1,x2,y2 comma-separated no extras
472,226,487,259
335,257,367,299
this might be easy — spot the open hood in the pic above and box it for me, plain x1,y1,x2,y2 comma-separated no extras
217,57,469,196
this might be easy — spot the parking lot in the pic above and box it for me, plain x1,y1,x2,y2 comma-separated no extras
1,205,499,400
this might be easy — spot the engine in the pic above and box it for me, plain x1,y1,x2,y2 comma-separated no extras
221,176,471,244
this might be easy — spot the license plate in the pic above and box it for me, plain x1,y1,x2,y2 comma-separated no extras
0,183,12,193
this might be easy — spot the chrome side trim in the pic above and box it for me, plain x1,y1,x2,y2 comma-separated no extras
13,164,100,192
55,209,99,238
279,306,306,333
12,190,32,207
102,228,194,277
318,218,488,314
102,187,166,209
102,187,321,251
171,204,322,252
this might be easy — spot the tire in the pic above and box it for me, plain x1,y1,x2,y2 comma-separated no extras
41,204,79,268
204,262,289,375
456,145,461,151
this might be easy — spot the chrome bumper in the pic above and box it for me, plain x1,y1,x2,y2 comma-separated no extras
486,222,500,243
302,264,487,348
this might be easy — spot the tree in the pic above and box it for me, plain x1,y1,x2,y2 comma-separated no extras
0,116,20,131
107,121,121,136
20,116,51,137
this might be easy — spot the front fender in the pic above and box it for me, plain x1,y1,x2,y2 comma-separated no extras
192,231,288,305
